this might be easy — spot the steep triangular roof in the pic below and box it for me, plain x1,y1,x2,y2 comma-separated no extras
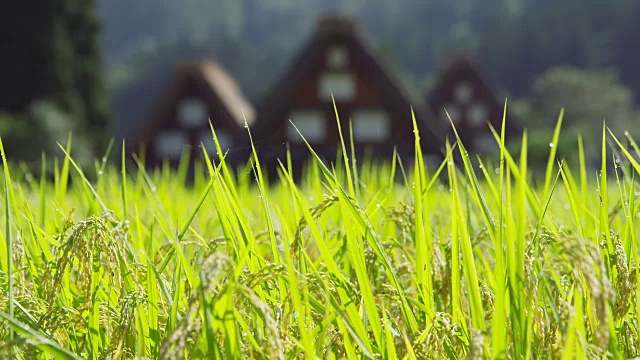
252,15,444,152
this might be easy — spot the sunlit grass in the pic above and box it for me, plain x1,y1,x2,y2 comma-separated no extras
1,108,640,359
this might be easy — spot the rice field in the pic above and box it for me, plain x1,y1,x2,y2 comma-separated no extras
1,113,640,359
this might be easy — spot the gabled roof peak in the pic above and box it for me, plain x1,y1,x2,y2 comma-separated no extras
317,14,359,36
440,56,482,74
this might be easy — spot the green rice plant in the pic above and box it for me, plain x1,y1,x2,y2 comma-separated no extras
2,104,640,358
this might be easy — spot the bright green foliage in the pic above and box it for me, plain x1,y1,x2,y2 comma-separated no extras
1,112,640,358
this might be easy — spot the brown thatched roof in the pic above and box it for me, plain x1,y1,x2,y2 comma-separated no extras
193,61,255,127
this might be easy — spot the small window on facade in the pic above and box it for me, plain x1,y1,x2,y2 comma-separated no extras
198,129,232,156
441,104,461,124
177,98,208,128
454,82,474,104
474,133,498,154
318,72,356,101
326,45,348,68
154,130,189,159
467,103,489,127
352,109,391,142
288,110,326,143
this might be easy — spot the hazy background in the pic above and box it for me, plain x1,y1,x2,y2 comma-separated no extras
101,0,640,166
2,0,640,169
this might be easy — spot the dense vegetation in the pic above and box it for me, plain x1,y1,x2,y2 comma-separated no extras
1,114,640,358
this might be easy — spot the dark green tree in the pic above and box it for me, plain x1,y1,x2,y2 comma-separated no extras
0,0,109,160
66,0,111,148
0,2,75,113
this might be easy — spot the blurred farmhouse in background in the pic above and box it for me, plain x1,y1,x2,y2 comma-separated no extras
126,61,254,167
426,58,521,154
249,16,443,171
127,15,519,172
